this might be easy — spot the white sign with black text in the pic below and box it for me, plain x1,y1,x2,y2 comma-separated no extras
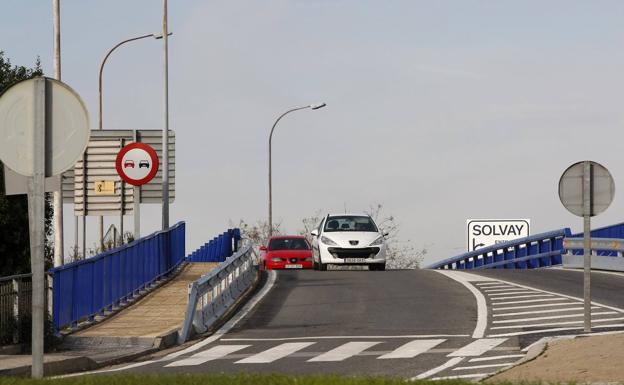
467,219,530,252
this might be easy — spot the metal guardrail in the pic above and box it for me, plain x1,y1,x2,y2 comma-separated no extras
563,237,624,254
50,221,186,331
187,228,241,262
178,243,256,343
0,273,52,344
426,229,570,270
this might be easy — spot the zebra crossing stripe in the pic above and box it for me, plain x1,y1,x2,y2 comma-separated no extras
378,339,445,359
236,342,315,364
447,338,507,357
308,342,379,362
165,345,250,367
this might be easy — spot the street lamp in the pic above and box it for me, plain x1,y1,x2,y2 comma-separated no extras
96,32,171,249
268,103,326,236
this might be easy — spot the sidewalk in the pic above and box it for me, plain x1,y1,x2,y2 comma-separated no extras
0,262,218,377
487,332,624,383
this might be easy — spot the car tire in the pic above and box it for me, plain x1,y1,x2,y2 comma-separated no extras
371,263,386,271
320,263,328,271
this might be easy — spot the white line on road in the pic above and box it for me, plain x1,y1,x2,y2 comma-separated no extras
453,362,513,370
475,282,507,286
488,291,538,297
378,339,445,359
308,342,379,362
488,323,624,338
491,294,554,301
447,338,508,357
483,288,527,293
236,342,315,364
412,357,464,380
491,317,624,330
494,306,599,317
492,298,569,306
492,311,618,324
165,345,250,367
434,271,489,338
469,354,524,362
220,334,469,341
493,302,579,311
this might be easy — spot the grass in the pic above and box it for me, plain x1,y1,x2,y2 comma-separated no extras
0,374,484,385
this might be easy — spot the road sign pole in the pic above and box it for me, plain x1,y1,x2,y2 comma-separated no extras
161,0,170,231
28,78,46,378
134,186,140,238
52,0,64,268
583,161,592,332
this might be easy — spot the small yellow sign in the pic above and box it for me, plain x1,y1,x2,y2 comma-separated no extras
94,180,115,195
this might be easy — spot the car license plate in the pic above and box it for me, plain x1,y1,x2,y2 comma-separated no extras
344,258,367,263
285,264,303,269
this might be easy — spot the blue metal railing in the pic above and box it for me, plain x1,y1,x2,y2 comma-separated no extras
568,222,624,257
426,228,571,270
50,222,186,331
187,228,241,262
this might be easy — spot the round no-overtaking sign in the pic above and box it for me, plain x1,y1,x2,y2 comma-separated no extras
115,142,159,186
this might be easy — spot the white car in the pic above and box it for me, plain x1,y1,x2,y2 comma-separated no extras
310,213,387,271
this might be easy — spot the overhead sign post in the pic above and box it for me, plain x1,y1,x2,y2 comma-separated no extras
559,160,615,333
467,219,530,252
0,77,89,378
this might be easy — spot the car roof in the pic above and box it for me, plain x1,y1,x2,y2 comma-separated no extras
268,235,306,240
326,213,371,217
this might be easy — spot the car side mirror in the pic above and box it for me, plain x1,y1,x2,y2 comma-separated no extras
310,230,319,237
260,245,267,251
383,232,389,237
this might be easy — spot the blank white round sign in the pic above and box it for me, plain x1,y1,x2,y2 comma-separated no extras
0,77,90,177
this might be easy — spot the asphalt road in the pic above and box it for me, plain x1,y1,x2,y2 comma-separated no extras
470,268,624,310
116,269,487,378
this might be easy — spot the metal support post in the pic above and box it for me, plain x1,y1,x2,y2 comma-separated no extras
161,0,170,231
133,131,140,238
28,77,46,378
52,0,64,267
583,160,592,333
119,138,125,247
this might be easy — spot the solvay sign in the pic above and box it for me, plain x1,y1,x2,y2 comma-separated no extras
467,219,530,251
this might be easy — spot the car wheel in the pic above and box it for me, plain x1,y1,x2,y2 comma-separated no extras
371,263,385,271
320,263,327,271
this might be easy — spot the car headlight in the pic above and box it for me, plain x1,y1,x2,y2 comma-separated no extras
304,256,313,261
270,257,283,262
369,236,384,246
320,236,338,246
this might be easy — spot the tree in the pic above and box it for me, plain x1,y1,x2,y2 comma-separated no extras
365,203,425,269
0,51,52,276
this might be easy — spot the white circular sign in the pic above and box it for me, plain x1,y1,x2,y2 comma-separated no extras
0,77,90,176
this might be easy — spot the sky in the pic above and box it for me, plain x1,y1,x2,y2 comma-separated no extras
3,1,624,266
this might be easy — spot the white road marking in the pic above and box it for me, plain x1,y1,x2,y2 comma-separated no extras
492,311,618,324
475,282,506,286
469,354,524,362
430,373,489,380
221,334,469,341
488,323,624,338
165,345,250,367
378,339,445,359
453,362,513,370
483,287,528,293
492,297,569,306
488,291,538,297
491,294,554,301
491,317,624,330
477,276,624,313
434,271,489,338
494,306,599,317
493,302,579,311
308,341,379,362
412,357,464,380
447,338,508,357
236,342,315,364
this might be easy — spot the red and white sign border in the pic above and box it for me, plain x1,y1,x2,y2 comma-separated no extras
115,142,159,186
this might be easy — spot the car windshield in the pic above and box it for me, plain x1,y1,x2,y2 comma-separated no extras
324,216,378,232
268,238,311,251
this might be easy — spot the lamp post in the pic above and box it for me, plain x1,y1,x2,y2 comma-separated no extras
268,103,326,237
96,32,170,249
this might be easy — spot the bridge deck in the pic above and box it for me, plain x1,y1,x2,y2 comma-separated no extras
73,262,218,338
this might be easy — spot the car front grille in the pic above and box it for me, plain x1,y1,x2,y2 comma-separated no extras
327,247,380,259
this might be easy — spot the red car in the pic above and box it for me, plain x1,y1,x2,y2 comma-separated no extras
261,236,313,270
